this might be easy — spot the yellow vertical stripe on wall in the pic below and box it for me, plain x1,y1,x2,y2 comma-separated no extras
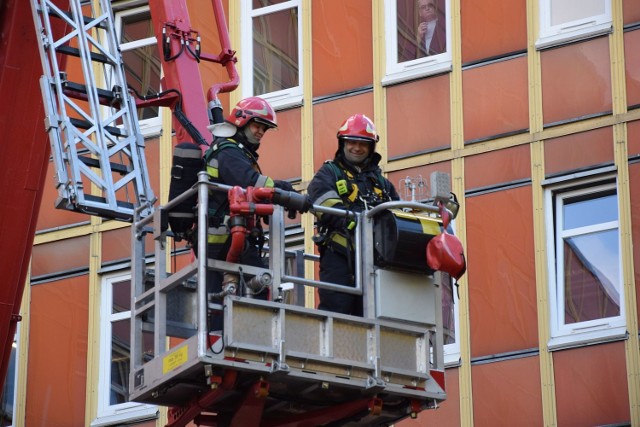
526,0,557,425
14,268,31,427
372,0,388,166
610,2,640,420
228,0,242,107
447,0,472,425
301,0,316,309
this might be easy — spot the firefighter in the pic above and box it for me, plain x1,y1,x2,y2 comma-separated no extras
204,96,303,329
308,114,400,316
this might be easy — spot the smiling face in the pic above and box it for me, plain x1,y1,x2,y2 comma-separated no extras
343,139,371,165
248,121,269,142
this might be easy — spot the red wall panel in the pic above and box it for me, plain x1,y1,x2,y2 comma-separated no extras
465,144,531,190
387,75,451,159
472,356,543,425
27,276,89,426
623,0,640,25
544,127,614,176
554,342,630,426
624,29,640,108
466,186,539,357
259,107,302,181
312,0,373,97
31,235,90,278
630,119,640,157
463,57,529,142
630,162,640,320
460,0,527,64
541,37,612,125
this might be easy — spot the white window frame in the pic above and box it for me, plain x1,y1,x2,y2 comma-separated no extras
92,271,157,427
544,174,626,350
537,0,612,49
442,273,461,366
240,0,303,109
383,0,452,86
1,329,19,427
114,4,163,136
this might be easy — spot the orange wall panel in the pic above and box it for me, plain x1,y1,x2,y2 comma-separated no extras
312,0,373,97
27,276,89,426
31,235,90,278
466,186,539,357
460,0,527,64
388,161,452,201
554,342,630,426
463,57,529,142
464,144,531,190
630,119,640,157
624,29,640,107
623,0,640,25
398,367,460,426
541,37,612,125
544,127,614,176
312,93,374,174
630,163,640,319
36,160,90,230
471,356,543,425
259,107,302,181
386,75,451,159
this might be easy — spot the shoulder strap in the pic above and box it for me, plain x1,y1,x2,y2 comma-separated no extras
203,138,241,163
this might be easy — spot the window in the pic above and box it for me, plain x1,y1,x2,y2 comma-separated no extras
0,332,18,427
114,5,162,134
93,272,156,426
545,176,625,350
441,273,461,365
537,0,612,49
240,0,302,109
384,0,452,86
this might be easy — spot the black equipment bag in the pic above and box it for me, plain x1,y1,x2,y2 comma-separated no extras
168,142,204,241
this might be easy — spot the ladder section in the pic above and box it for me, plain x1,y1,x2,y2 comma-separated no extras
31,0,154,221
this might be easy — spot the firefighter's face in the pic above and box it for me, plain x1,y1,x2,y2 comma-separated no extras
343,139,371,165
248,121,269,141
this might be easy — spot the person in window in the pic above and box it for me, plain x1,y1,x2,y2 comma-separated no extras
307,114,400,316
203,96,302,329
416,0,446,57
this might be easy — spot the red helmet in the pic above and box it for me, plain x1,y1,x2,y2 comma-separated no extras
226,96,277,129
336,114,379,143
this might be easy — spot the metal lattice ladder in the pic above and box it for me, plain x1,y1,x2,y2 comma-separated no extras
30,0,154,221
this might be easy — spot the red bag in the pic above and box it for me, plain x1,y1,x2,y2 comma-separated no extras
426,202,466,280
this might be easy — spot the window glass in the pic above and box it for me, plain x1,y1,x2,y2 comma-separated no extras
537,0,611,49
241,0,302,109
116,7,162,133
546,179,625,349
384,0,451,86
95,273,156,425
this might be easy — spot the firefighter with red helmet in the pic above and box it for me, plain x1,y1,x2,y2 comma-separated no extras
307,114,400,315
204,96,303,329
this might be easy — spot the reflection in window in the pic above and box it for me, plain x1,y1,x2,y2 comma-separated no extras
116,7,162,123
546,178,625,349
253,8,299,95
397,0,447,62
537,0,611,49
441,273,456,345
97,273,156,424
0,334,17,427
241,0,302,108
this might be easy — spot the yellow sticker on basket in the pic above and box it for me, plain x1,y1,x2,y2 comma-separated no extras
163,345,188,374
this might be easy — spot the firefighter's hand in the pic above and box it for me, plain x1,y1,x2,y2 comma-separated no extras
322,209,352,230
274,180,297,193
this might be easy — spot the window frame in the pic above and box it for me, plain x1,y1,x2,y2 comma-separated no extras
92,271,157,427
544,174,626,350
537,0,612,49
0,330,19,427
239,0,303,109
383,0,452,86
442,272,461,366
114,4,163,136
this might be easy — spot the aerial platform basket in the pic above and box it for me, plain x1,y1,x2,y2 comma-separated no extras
129,175,447,426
